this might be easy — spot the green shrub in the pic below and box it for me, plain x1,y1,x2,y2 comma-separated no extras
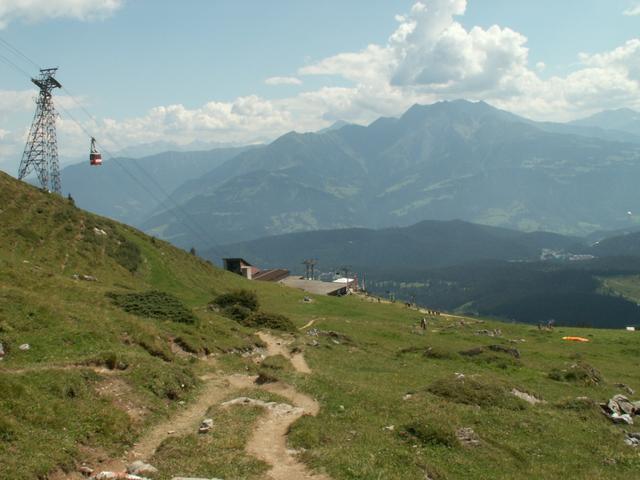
426,376,525,410
107,290,197,324
548,362,602,385
212,289,259,311
223,304,253,322
400,422,457,448
554,396,597,411
255,372,279,385
398,345,454,359
241,311,295,332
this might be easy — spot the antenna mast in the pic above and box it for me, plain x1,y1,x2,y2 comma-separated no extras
18,67,63,194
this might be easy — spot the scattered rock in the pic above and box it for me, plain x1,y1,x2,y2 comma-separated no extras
198,418,214,434
476,328,502,337
127,461,158,476
93,227,108,236
221,397,303,416
171,477,224,480
383,425,395,431
456,427,480,447
612,414,634,425
0,342,5,359
459,347,485,357
512,388,544,405
625,432,640,447
601,394,640,425
616,383,636,396
72,274,98,282
18,343,30,351
79,466,94,477
91,472,148,480
460,344,520,358
488,344,521,358
403,393,413,401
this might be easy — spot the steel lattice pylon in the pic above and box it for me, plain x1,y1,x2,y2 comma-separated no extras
18,68,62,194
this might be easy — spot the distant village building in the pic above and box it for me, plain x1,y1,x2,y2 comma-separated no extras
223,258,358,295
223,258,260,279
333,277,358,291
253,269,290,282
223,258,290,282
280,276,350,296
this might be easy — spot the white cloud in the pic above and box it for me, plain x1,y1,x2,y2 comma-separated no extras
624,4,640,16
0,89,35,115
0,0,122,28
2,0,640,175
265,76,302,86
299,0,640,121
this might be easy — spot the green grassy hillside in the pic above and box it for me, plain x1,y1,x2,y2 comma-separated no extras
2,171,640,479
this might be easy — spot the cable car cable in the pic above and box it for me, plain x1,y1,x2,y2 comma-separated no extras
56,101,224,256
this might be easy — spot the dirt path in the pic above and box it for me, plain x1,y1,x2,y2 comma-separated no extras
83,331,327,479
224,338,331,480
258,331,311,374
225,381,330,480
128,374,255,462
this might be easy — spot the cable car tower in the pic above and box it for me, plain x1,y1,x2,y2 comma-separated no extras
18,67,62,194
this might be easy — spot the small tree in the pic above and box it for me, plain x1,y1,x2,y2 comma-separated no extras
189,247,196,256
67,193,75,206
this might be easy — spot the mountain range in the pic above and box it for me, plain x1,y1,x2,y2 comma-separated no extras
213,219,640,328
212,219,581,272
139,100,640,248
57,100,640,249
60,146,254,225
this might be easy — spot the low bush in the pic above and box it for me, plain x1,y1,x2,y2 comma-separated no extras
548,362,603,385
241,311,295,332
426,375,525,410
397,345,454,359
554,396,598,411
255,372,279,385
222,304,253,322
212,289,259,312
107,290,197,324
400,422,457,448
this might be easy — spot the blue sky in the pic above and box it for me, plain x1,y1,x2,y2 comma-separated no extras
1,0,639,171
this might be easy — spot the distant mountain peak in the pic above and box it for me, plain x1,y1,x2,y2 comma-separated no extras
570,108,640,136
316,120,352,134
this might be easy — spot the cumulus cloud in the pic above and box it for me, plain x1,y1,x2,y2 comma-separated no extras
299,0,640,121
3,0,640,174
265,76,302,86
0,0,122,28
624,4,640,16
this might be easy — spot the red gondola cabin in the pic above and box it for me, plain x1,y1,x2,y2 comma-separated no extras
90,137,102,166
